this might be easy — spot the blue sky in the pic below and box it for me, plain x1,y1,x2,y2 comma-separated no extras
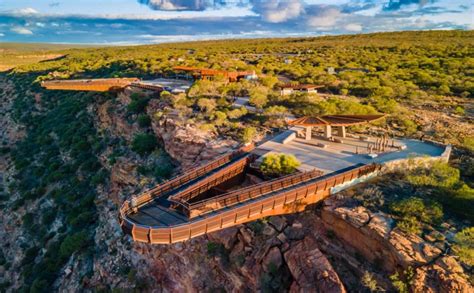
0,1,472,44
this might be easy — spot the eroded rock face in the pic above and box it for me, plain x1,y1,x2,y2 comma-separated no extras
96,93,138,141
284,236,346,293
321,199,443,271
149,117,237,168
412,256,473,293
321,198,473,292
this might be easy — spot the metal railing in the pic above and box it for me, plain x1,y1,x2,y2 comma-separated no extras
185,169,323,217
119,163,381,244
120,144,255,217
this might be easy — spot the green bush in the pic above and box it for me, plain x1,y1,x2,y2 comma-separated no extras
463,137,474,152
407,162,460,189
137,114,151,128
197,98,216,113
390,266,415,293
127,93,150,114
390,197,443,234
453,227,474,266
59,231,88,259
131,133,158,155
240,127,257,144
260,153,301,177
406,162,474,221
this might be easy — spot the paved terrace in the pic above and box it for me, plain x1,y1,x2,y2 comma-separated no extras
256,132,445,174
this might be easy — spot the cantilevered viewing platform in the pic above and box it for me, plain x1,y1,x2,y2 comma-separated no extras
119,115,450,244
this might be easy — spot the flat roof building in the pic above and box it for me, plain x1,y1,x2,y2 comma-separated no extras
280,84,324,95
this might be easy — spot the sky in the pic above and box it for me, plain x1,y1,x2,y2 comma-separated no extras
0,0,472,44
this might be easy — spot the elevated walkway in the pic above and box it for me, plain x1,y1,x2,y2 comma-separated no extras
41,78,140,92
119,144,381,244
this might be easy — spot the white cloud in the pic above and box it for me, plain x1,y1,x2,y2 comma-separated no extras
344,23,363,31
307,6,341,28
11,27,33,35
0,33,4,37
252,0,304,23
14,7,39,15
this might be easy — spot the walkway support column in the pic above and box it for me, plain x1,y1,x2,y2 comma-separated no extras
305,126,312,140
324,125,332,138
338,126,346,138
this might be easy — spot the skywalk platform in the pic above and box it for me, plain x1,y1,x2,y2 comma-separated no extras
118,116,449,244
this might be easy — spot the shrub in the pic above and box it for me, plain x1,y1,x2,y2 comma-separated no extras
131,133,158,156
137,114,151,128
59,231,88,259
248,86,268,108
197,98,216,113
260,153,301,177
407,162,460,189
227,107,247,119
454,106,465,116
390,267,415,293
390,197,443,234
127,93,150,114
212,111,227,126
240,127,257,143
453,227,474,266
463,136,474,152
361,271,378,292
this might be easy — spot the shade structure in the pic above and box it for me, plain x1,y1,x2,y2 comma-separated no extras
288,115,385,127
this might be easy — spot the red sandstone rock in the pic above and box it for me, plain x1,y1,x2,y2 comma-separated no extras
284,236,346,293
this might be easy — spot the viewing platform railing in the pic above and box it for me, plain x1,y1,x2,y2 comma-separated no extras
120,163,381,244
185,169,324,218
120,144,255,217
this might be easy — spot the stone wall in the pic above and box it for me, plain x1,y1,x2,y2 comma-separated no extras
381,143,451,173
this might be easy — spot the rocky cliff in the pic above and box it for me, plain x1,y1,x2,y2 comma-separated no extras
1,85,472,292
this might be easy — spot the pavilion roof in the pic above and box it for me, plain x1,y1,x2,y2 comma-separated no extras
289,114,385,126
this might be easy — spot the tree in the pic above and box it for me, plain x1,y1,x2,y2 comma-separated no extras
453,227,474,266
260,76,279,88
241,127,257,143
127,93,150,114
264,105,288,127
132,133,158,155
259,153,300,177
197,98,217,114
227,107,247,119
137,114,151,128
212,111,227,126
59,231,88,259
248,86,268,109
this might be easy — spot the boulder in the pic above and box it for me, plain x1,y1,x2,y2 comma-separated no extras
207,226,239,250
269,216,287,232
284,236,346,293
412,256,473,293
262,247,282,272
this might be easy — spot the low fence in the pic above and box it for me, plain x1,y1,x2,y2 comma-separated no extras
186,169,323,218
120,163,380,244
